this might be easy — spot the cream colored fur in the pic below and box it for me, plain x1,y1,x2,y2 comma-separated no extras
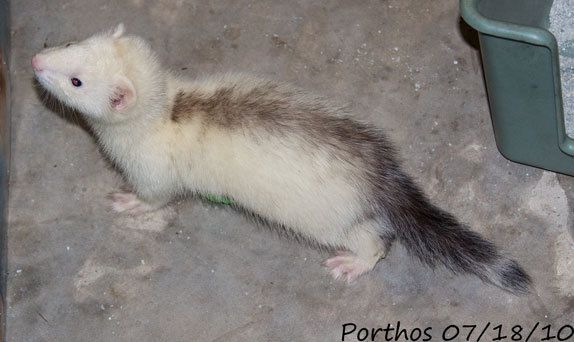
33,25,388,282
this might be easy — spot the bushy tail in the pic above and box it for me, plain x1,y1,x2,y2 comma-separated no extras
381,174,531,295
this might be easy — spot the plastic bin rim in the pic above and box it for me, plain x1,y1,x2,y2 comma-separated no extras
460,0,574,156
460,0,556,47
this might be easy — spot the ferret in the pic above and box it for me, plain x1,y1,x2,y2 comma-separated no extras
32,24,531,294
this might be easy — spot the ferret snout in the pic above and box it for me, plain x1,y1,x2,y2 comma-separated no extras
31,55,43,72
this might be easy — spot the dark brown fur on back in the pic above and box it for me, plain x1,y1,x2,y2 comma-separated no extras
171,84,293,128
170,83,396,162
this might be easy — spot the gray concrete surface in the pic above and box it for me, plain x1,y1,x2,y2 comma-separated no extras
7,0,574,341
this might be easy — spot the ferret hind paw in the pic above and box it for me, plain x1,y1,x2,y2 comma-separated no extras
324,251,376,283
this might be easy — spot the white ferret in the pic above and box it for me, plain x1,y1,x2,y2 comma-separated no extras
32,24,530,294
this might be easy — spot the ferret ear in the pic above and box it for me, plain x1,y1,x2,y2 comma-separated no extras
111,23,125,39
111,75,136,111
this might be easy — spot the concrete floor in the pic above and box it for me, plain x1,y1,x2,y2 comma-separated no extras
6,0,574,341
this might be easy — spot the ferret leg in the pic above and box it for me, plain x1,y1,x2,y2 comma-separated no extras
109,192,169,215
324,222,393,283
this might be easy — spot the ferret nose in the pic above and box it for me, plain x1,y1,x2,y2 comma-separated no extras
31,55,43,72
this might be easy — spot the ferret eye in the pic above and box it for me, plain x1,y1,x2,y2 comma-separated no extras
71,78,82,87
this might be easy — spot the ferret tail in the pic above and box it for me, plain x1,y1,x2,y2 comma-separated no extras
380,173,531,295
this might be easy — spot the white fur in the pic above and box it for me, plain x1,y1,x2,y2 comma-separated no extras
33,26,387,282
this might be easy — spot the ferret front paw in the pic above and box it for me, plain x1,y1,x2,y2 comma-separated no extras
324,251,376,283
109,192,157,215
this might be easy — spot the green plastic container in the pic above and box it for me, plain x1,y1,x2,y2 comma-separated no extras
460,0,574,176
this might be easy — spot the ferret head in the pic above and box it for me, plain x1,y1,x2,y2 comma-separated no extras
32,24,162,123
